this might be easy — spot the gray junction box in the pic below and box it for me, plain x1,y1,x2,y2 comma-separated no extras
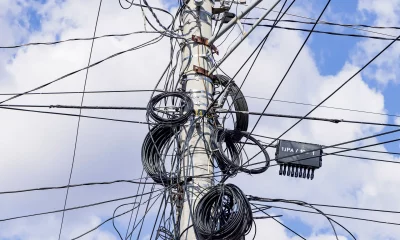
275,140,323,179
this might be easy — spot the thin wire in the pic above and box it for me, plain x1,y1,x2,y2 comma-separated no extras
58,1,102,238
0,178,156,195
251,203,306,240
244,95,400,118
0,89,165,96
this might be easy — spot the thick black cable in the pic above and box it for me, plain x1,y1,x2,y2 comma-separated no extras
218,109,400,128
58,1,102,238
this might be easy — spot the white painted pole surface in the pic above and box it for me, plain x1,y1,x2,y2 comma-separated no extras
180,0,214,239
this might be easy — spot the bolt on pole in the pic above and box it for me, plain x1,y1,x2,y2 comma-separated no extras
179,0,215,239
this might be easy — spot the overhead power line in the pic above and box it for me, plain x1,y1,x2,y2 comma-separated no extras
218,109,400,128
0,31,159,49
253,203,400,226
244,95,400,118
243,18,400,30
0,178,154,195
242,23,400,41
0,187,167,223
0,89,165,96
251,134,400,156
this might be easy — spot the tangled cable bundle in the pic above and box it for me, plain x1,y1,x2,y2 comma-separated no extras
212,129,270,175
215,74,249,133
147,92,194,126
193,184,253,240
141,125,180,186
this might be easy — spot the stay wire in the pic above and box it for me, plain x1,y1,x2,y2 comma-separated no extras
58,1,102,238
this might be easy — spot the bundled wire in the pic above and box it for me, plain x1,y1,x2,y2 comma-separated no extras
215,74,249,133
193,183,253,240
147,92,194,126
212,129,270,175
141,126,180,186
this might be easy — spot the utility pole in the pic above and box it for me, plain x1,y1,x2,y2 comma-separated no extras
179,0,215,238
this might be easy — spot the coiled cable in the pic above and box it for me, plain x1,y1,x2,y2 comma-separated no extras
141,126,180,186
147,92,193,126
193,183,253,240
212,129,270,175
215,74,249,133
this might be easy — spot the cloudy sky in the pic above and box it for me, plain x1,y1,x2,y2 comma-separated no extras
0,0,400,239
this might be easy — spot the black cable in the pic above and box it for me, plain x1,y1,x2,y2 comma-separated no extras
242,22,400,41
0,89,165,96
0,106,152,125
252,133,400,156
253,203,400,226
193,184,253,240
217,109,400,128
0,178,156,195
244,95,400,119
235,0,331,171
0,187,167,223
0,35,163,105
58,1,102,238
147,92,194,125
251,203,305,240
0,31,159,49
254,15,400,163
243,17,400,30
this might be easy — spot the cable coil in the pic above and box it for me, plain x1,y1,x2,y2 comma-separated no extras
141,126,180,186
212,129,270,175
147,92,193,126
193,183,253,240
215,74,249,133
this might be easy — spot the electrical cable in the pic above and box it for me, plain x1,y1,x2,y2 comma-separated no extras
0,178,156,195
0,187,167,223
57,1,102,238
0,35,163,105
242,22,400,41
0,106,152,125
252,202,400,226
252,133,400,156
234,0,331,173
244,95,400,118
0,31,160,49
193,183,253,240
251,203,306,240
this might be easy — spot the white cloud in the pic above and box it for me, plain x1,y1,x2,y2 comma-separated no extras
0,0,399,239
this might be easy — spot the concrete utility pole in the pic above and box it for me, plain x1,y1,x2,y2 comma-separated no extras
179,0,214,238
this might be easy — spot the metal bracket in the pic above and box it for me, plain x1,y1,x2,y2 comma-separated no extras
191,35,219,55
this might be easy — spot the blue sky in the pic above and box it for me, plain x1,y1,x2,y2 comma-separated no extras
2,0,400,239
